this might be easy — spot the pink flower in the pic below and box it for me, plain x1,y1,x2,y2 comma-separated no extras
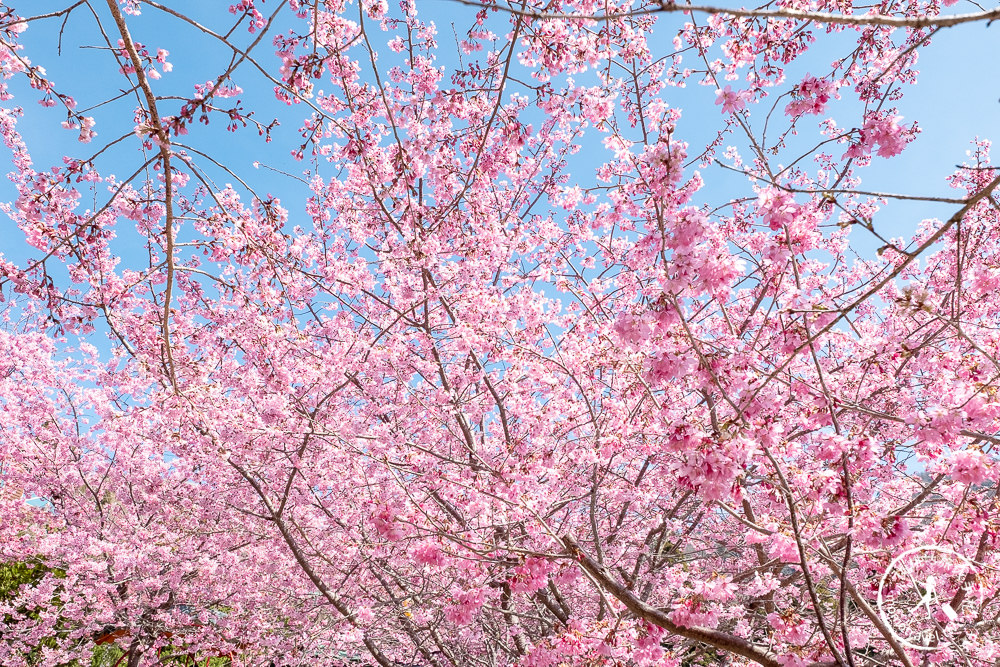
412,543,446,567
445,589,484,625
757,187,799,230
949,449,993,485
156,48,173,72
510,557,551,593
846,113,916,159
647,352,695,384
372,509,405,540
768,612,810,644
785,74,837,116
856,512,911,549
78,117,96,143
670,599,720,628
613,313,653,345
767,533,800,563
715,85,748,114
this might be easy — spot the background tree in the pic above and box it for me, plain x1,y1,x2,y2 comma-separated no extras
0,0,999,666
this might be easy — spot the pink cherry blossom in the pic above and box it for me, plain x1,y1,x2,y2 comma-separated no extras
948,449,993,485
715,85,749,114
0,1,998,666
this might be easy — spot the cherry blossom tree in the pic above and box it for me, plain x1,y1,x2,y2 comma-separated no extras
1,0,999,665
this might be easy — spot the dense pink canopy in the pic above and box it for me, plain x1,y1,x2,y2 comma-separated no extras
0,1,998,666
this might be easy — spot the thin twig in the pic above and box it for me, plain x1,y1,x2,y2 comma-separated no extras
443,0,1000,29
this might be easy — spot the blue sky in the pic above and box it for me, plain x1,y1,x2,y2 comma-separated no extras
1,0,998,292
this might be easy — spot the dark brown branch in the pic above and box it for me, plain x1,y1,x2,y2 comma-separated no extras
563,535,837,667
446,0,1000,28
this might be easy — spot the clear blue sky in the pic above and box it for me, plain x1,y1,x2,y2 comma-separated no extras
2,0,998,286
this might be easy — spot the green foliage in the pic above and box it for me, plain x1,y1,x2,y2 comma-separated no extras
1,558,101,667
1,558,57,666
680,645,729,666
0,559,49,604
2,559,238,667
154,648,234,667
89,645,124,667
